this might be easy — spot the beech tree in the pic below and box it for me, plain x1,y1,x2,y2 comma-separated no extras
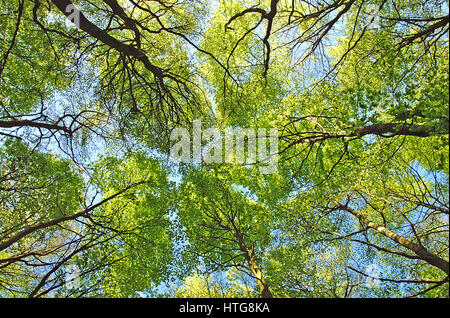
0,0,448,298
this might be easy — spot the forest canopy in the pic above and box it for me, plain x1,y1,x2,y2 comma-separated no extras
0,0,448,298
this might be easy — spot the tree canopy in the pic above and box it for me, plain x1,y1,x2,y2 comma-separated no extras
0,0,448,298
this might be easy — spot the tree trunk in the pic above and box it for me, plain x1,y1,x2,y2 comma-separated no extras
340,204,449,275
234,234,273,298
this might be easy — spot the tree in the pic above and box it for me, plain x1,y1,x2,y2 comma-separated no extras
0,0,448,298
171,269,258,298
0,141,173,297
177,169,275,297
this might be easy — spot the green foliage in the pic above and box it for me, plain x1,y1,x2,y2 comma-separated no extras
0,0,448,298
86,152,175,297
